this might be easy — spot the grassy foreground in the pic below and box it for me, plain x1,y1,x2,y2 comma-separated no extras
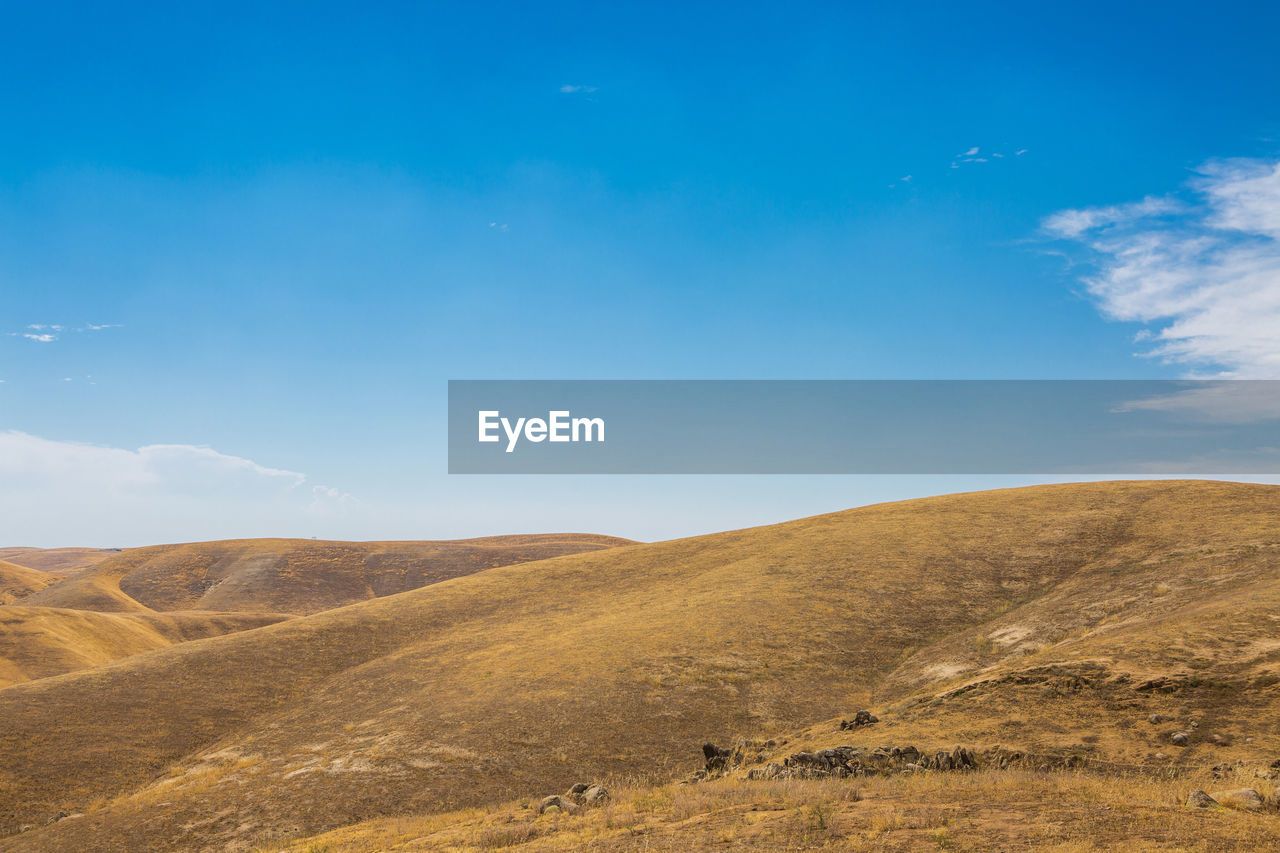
276,768,1280,852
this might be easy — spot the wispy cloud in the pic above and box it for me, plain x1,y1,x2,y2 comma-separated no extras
559,84,598,94
9,322,121,343
1044,157,1280,377
951,145,1027,169
0,431,355,543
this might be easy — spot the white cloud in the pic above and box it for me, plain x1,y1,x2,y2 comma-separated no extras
23,333,57,342
559,84,598,94
0,431,354,544
963,147,979,156
1044,157,1280,377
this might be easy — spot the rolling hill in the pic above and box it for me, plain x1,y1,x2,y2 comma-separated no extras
16,534,632,615
0,548,120,576
2,481,1279,851
0,607,289,688
0,561,57,605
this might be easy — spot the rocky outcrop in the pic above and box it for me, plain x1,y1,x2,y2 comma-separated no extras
537,781,610,814
746,744,985,780
537,795,578,815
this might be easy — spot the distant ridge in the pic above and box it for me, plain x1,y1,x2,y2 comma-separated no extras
18,534,633,615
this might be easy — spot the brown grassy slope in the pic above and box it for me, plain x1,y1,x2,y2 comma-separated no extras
0,562,57,605
1,481,1278,852
0,607,290,688
18,534,631,615
0,548,119,576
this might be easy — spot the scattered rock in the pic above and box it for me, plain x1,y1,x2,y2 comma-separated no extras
1170,731,1190,746
1209,733,1232,746
1148,713,1166,724
839,710,879,730
553,782,611,809
1186,789,1217,809
1209,788,1265,811
19,825,32,833
1154,753,1168,760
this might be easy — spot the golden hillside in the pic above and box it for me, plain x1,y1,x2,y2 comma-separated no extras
0,607,289,688
2,481,1279,852
17,534,631,615
0,561,56,605
0,547,119,575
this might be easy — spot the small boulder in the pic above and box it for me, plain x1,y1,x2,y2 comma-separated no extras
538,795,579,815
583,785,610,806
702,742,733,773
1210,788,1265,811
1148,713,1165,724
1170,731,1190,746
1209,733,1232,746
1186,789,1217,809
840,710,879,729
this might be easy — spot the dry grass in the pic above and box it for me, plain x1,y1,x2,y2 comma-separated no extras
278,770,1280,852
0,561,57,605
2,481,1279,852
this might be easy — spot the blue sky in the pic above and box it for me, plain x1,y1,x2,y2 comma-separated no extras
3,1,1280,545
